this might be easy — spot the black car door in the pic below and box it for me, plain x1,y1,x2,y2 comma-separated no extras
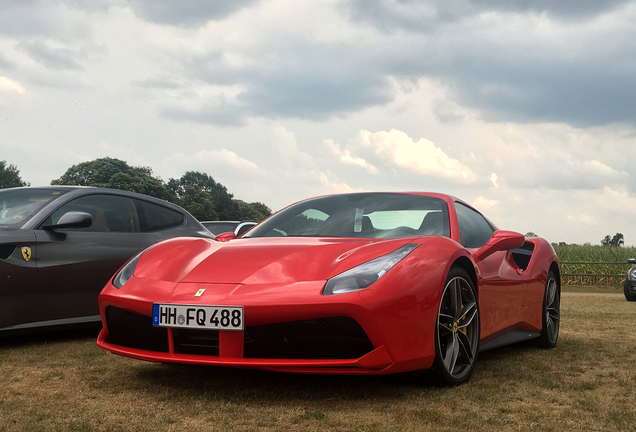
33,194,155,324
0,230,38,329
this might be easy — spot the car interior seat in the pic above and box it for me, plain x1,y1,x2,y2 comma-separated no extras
418,211,443,236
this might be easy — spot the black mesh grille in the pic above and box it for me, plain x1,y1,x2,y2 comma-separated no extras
244,317,374,360
105,307,169,353
173,328,220,356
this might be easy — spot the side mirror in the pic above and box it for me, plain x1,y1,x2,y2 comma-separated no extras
215,232,237,242
628,258,636,264
42,211,93,230
473,230,525,262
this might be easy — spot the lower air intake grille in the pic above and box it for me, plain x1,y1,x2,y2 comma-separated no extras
244,316,374,360
173,328,220,356
105,307,169,353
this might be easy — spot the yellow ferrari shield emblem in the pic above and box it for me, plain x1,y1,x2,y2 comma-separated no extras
194,289,206,297
21,247,32,262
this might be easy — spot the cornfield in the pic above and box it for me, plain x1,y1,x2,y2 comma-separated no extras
551,244,636,286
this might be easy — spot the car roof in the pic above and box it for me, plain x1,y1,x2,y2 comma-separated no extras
7,186,195,230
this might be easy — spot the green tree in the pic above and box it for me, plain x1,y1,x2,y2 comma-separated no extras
601,233,624,247
167,171,239,220
51,157,172,200
236,199,272,221
171,185,218,221
0,160,29,188
525,231,538,238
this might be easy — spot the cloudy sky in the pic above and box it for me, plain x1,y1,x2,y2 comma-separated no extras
2,0,636,245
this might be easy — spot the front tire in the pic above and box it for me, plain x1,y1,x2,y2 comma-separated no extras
432,267,480,386
624,279,636,301
536,271,560,348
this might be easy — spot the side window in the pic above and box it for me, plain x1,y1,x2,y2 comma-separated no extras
454,202,495,248
44,195,140,233
135,200,184,232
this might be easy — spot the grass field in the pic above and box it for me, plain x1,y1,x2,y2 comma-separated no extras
1,288,635,431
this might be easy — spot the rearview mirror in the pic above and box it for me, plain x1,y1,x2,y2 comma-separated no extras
473,230,525,262
42,211,93,230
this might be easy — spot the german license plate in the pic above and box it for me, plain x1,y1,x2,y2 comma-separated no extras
152,304,244,330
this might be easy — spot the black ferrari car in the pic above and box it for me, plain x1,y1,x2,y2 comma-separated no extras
0,186,212,334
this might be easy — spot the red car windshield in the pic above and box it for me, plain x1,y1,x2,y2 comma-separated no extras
0,188,68,228
244,193,450,240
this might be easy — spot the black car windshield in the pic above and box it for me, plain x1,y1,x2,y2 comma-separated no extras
0,188,69,227
244,193,450,240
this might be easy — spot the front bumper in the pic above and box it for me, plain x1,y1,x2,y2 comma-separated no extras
97,278,439,375
97,327,394,375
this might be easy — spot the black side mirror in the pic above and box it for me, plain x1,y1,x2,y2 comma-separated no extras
42,211,93,230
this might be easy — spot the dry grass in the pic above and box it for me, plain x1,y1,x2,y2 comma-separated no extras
1,290,636,432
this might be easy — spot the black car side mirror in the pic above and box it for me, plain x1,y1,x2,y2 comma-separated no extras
42,211,93,230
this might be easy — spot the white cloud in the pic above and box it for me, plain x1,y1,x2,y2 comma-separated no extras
472,196,499,211
566,214,597,225
355,129,477,183
318,172,361,194
489,173,498,187
323,139,379,174
170,149,259,172
0,76,25,93
3,0,636,246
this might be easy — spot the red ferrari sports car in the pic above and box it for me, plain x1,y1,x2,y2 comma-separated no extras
97,192,560,385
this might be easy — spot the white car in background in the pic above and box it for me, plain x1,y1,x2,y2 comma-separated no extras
201,221,257,237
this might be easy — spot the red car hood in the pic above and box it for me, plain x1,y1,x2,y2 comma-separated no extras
134,237,413,284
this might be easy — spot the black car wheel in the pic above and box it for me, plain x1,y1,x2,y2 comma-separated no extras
624,279,636,302
536,271,560,348
433,267,480,386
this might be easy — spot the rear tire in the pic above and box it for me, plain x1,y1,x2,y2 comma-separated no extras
536,271,560,348
432,267,480,386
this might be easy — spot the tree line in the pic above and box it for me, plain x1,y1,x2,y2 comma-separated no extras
0,158,271,222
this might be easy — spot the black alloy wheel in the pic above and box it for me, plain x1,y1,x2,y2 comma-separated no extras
433,267,480,386
537,271,560,348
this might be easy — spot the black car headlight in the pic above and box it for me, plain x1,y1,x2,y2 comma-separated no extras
322,244,419,296
628,266,636,282
112,252,143,288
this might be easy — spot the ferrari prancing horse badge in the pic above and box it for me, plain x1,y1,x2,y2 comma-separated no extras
21,246,32,262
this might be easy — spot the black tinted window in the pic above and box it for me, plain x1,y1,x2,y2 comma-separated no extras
454,202,495,248
136,200,184,232
44,194,140,233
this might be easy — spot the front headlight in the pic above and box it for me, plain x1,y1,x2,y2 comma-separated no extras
628,266,636,282
322,244,419,296
112,252,143,288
